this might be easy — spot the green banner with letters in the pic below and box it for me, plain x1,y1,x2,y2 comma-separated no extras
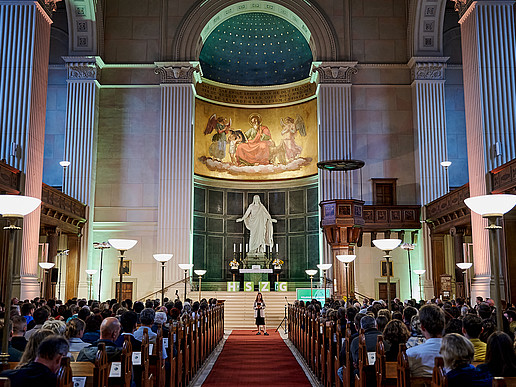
227,282,240,292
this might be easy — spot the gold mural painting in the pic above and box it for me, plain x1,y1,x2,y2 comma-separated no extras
194,98,318,180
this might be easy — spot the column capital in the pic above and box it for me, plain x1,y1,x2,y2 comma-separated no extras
408,57,449,81
311,61,358,84
452,0,515,18
154,61,201,84
62,56,104,81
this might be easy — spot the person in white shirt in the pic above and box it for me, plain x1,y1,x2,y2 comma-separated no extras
406,304,445,377
65,318,90,352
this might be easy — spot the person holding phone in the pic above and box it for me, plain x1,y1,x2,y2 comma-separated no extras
254,293,268,335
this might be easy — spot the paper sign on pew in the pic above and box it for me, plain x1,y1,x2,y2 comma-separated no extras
163,337,169,349
149,343,153,355
132,352,141,365
109,362,122,378
72,377,86,387
367,352,376,365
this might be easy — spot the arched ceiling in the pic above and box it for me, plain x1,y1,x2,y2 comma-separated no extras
199,12,313,86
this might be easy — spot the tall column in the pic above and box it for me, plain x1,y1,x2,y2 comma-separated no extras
409,57,449,298
154,62,199,284
0,1,52,299
62,57,101,298
313,62,358,295
454,0,516,300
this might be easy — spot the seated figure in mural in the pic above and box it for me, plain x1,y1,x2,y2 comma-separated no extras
204,114,232,161
237,195,277,253
235,113,273,165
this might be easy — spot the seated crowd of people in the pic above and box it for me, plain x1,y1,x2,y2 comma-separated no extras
0,295,219,385
293,295,516,386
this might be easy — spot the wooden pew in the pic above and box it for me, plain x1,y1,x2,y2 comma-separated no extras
120,335,133,387
325,321,335,387
0,377,10,387
431,356,447,387
334,322,351,387
376,335,397,386
397,343,432,387
176,323,184,387
69,362,94,387
140,329,154,387
70,342,107,387
354,330,376,387
493,377,516,387
57,356,73,387
167,323,177,387
149,326,166,387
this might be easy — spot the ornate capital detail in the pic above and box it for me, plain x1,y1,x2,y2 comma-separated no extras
154,62,201,84
312,62,358,84
451,0,474,17
63,56,103,81
37,0,63,17
408,57,449,81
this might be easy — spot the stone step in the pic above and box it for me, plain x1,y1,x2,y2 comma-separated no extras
201,291,296,330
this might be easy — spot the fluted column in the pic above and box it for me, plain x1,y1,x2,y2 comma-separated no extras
454,0,516,300
313,62,358,294
0,1,52,299
409,57,449,298
62,56,101,298
154,62,199,284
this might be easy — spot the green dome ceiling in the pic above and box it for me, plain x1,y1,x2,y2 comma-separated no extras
199,12,313,86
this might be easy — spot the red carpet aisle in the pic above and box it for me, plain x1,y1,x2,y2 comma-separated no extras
202,330,311,386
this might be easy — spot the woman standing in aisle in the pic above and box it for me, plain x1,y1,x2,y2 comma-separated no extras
254,293,269,335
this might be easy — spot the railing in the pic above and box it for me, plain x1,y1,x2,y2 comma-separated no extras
136,276,192,302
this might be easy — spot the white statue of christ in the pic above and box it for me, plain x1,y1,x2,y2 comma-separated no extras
236,195,277,253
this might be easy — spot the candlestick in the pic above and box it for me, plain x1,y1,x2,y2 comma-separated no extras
240,243,242,252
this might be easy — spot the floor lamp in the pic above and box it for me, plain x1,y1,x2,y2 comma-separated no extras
465,194,516,332
85,269,97,300
194,270,207,301
456,262,472,301
317,263,332,301
373,239,402,310
153,254,173,306
93,242,110,301
178,263,194,302
414,270,426,301
336,255,356,305
305,269,318,300
39,262,55,299
0,195,41,366
401,243,415,300
108,239,138,303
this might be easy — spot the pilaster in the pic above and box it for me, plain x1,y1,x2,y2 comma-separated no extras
154,62,199,284
62,56,102,299
0,1,52,299
456,0,516,300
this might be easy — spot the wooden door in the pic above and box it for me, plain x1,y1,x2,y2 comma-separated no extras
116,282,133,300
378,283,397,300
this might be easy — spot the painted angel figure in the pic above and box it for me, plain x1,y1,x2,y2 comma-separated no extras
204,114,232,161
277,115,306,163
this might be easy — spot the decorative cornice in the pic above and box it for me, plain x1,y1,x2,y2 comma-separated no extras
154,62,201,84
62,56,104,81
408,57,449,81
312,62,358,84
452,0,474,17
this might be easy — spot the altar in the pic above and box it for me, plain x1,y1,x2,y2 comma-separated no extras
240,265,272,285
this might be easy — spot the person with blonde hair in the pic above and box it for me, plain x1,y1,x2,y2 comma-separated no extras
16,329,54,368
42,319,66,335
65,318,89,352
440,333,491,386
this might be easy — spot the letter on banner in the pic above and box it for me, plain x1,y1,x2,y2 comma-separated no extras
275,282,288,292
227,282,239,292
259,282,270,292
244,282,254,292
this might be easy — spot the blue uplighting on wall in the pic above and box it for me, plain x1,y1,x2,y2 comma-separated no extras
199,13,313,86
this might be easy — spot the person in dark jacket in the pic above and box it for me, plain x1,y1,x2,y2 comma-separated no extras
115,311,141,351
81,314,102,344
1,335,69,386
77,317,121,362
350,315,382,366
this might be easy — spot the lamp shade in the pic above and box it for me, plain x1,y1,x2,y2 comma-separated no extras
108,239,138,250
85,269,97,275
178,263,194,270
464,194,516,217
373,239,402,251
456,262,473,270
194,269,207,276
305,269,318,276
0,195,41,217
336,255,356,264
153,253,173,262
59,160,71,167
317,263,332,271
440,161,452,168
39,262,55,270
93,242,111,249
413,269,426,275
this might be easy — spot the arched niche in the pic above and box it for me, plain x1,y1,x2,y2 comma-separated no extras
407,0,448,57
173,0,338,61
